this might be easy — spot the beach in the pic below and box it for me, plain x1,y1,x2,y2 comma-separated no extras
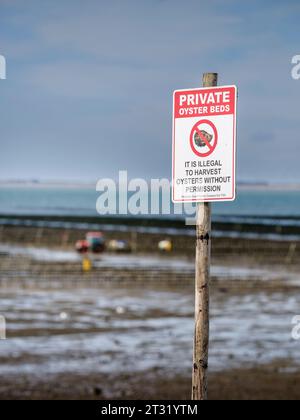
2,0,300,402
1,219,300,400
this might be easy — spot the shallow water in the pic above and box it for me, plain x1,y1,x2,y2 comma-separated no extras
0,285,299,380
1,186,300,218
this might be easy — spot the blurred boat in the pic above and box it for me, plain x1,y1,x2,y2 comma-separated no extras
75,239,89,254
86,232,105,254
75,232,105,254
107,239,131,253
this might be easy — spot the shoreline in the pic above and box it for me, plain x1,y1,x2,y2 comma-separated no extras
1,181,300,191
1,213,300,240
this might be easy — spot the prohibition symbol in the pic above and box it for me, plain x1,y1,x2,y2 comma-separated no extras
190,119,218,158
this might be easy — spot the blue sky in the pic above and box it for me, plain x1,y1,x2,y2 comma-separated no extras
0,0,300,183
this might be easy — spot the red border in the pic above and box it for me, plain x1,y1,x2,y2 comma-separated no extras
172,85,237,203
190,119,218,158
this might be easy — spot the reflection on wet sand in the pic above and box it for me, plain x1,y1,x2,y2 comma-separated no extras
1,241,300,399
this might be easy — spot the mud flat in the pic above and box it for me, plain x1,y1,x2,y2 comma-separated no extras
0,249,300,400
1,364,300,400
1,220,300,400
1,243,300,290
0,223,300,266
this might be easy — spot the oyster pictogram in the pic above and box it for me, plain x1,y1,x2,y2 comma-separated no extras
194,130,213,148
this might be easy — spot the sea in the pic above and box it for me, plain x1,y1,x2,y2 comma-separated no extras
0,185,300,240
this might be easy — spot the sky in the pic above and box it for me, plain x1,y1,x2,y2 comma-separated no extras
0,0,299,184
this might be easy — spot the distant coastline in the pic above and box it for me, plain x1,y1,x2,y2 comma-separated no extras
237,183,300,192
1,180,300,191
0,180,95,189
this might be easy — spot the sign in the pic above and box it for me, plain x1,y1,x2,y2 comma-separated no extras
172,85,237,203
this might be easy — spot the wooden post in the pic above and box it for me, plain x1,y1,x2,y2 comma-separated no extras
192,72,218,400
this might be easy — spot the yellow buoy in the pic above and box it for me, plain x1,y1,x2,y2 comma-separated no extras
82,257,92,272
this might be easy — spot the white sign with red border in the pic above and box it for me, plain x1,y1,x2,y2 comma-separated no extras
172,85,237,203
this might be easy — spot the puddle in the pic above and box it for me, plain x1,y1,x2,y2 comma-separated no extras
0,287,300,378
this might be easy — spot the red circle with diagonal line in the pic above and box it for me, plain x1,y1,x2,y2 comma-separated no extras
190,119,218,157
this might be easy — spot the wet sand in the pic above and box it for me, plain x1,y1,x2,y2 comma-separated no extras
1,363,300,400
1,227,300,400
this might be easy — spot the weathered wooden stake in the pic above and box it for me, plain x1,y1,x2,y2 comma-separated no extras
192,72,218,400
